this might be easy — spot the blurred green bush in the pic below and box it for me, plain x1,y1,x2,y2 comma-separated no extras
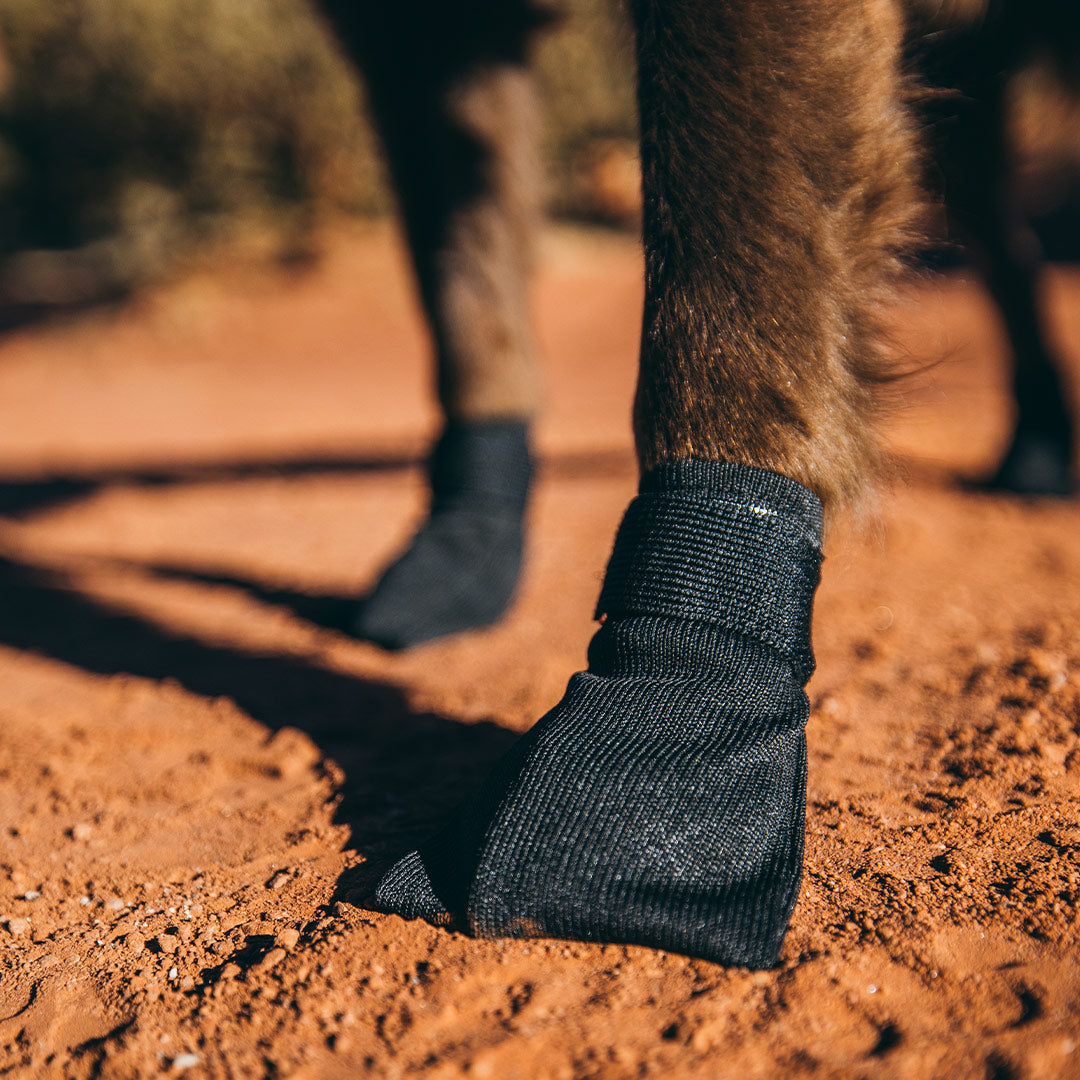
0,0,636,303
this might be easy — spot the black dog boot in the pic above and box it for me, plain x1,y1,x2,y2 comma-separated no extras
374,459,823,967
353,419,532,649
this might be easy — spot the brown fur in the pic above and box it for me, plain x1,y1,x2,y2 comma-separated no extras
321,0,923,513
320,0,1080,511
316,1,551,423
630,0,918,515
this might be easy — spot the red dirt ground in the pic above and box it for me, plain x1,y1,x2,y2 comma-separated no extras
0,223,1078,1079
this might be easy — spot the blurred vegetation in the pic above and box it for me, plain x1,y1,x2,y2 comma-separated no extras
0,0,636,305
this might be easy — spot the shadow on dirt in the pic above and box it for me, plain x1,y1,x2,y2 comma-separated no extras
0,444,635,518
0,550,519,900
0,445,633,905
0,450,427,518
113,563,370,636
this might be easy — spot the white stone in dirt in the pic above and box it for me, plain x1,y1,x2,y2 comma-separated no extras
266,870,291,890
172,1053,200,1070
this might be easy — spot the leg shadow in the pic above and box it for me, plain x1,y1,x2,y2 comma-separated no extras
0,450,426,520
0,444,635,520
0,552,518,899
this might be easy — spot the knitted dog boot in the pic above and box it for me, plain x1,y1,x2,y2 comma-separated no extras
353,419,532,649
374,459,823,966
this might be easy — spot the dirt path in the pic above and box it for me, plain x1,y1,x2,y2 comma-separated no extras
1,223,1078,1079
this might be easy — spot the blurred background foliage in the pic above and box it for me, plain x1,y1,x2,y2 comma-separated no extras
0,0,637,307
0,0,1077,312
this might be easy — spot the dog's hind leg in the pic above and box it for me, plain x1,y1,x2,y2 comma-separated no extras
317,0,551,646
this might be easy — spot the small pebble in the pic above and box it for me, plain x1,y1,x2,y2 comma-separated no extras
6,917,30,935
276,928,300,951
107,898,124,911
168,966,179,980
70,823,92,841
219,962,242,980
22,891,41,902
266,871,290,891
172,1053,200,1071
154,934,180,954
79,897,92,907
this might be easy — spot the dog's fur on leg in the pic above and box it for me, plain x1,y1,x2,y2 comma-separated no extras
314,0,554,423
631,0,918,517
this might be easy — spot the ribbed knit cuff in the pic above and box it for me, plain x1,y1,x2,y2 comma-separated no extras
596,460,823,680
429,419,533,511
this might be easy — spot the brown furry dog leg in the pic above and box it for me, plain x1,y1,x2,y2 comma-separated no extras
316,1,552,646
632,0,915,514
316,0,547,424
911,4,1076,494
963,82,1076,496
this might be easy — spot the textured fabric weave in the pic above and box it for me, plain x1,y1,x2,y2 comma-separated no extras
374,459,823,966
352,419,532,649
428,418,533,511
598,460,822,678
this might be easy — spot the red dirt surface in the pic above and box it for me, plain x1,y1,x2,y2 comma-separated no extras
1,223,1079,1079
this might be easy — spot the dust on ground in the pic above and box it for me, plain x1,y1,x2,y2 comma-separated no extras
0,223,1078,1079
